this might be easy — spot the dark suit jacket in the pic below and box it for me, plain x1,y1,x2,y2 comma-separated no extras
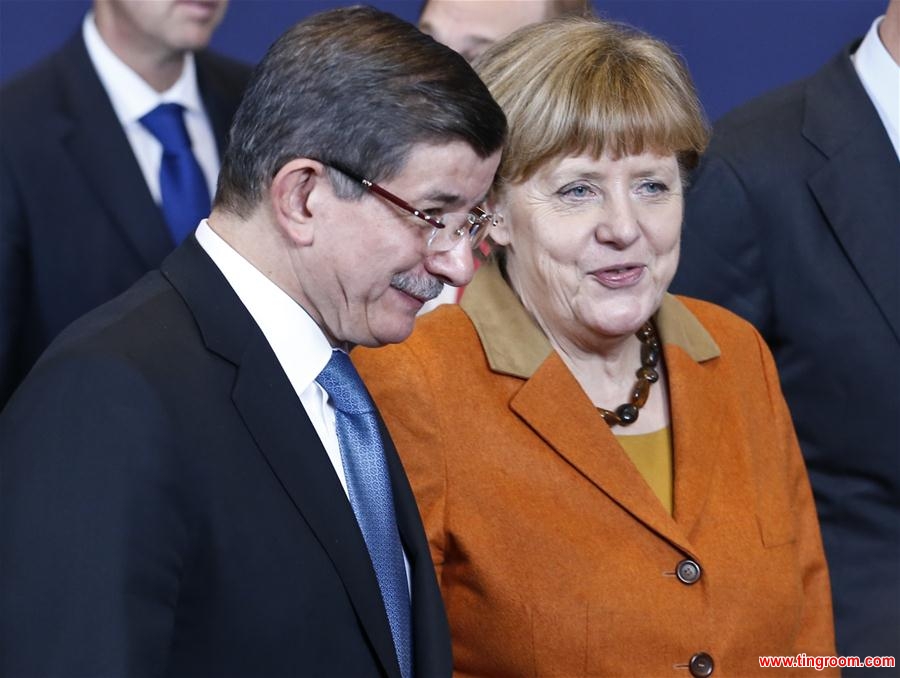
671,41,900,666
0,237,452,677
0,31,251,406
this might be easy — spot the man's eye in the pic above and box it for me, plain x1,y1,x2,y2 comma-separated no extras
422,209,443,223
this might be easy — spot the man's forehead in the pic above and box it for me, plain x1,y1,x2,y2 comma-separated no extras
421,0,550,40
391,141,498,203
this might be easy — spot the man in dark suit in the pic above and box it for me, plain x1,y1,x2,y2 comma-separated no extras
671,0,899,669
0,0,250,406
0,6,505,676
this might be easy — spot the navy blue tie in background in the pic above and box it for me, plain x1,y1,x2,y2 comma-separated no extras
317,350,413,678
139,103,210,244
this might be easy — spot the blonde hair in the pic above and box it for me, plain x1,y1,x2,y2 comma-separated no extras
474,16,709,193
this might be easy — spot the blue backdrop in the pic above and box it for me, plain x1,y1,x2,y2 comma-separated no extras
0,0,885,122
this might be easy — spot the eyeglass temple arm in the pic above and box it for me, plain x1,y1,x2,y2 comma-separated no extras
360,179,446,230
328,162,487,229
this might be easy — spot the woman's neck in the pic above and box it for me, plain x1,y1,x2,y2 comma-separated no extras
505,258,672,434
549,323,672,435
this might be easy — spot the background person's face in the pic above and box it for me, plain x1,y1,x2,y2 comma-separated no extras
100,0,228,54
492,150,684,351
419,0,550,61
297,141,501,348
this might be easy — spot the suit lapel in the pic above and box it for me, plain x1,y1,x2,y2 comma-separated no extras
162,240,402,678
804,47,900,345
232,344,402,678
56,34,172,269
509,352,695,554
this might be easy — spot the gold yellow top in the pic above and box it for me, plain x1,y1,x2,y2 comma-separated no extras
616,427,674,514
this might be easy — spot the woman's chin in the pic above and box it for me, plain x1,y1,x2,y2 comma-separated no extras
576,298,655,340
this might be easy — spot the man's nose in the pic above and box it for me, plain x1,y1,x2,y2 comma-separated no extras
423,239,476,288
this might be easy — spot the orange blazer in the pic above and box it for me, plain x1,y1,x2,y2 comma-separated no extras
354,263,836,677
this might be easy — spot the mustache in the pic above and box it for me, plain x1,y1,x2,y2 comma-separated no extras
390,272,444,302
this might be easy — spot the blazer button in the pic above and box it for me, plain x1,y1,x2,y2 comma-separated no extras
676,558,702,585
689,652,714,677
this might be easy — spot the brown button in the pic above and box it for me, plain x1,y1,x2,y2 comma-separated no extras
676,559,702,585
689,652,714,677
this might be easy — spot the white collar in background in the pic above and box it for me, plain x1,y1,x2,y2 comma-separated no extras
83,10,203,124
853,15,900,161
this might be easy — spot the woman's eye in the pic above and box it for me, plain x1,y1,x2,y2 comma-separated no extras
639,181,668,195
560,184,594,199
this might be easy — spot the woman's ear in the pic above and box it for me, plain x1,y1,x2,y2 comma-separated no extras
268,159,324,246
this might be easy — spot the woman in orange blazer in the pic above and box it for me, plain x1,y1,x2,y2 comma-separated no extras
355,17,835,677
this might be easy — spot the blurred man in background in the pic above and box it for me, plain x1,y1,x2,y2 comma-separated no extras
0,0,250,407
419,0,590,62
672,1,900,670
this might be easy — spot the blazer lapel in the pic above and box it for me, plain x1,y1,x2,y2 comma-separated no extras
162,240,401,678
804,47,900,345
56,34,174,269
664,346,725,541
510,353,695,554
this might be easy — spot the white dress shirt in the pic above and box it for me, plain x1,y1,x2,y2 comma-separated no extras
83,12,220,205
418,284,458,314
853,16,900,161
195,221,412,589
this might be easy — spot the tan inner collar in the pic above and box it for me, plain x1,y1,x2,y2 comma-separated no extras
460,259,720,380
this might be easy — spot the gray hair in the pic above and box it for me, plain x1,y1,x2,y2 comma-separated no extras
215,5,507,216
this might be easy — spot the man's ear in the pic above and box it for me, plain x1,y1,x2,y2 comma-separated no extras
486,192,511,247
269,158,326,246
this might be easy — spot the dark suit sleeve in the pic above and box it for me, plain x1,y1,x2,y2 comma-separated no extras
0,148,29,405
673,150,774,336
0,352,189,676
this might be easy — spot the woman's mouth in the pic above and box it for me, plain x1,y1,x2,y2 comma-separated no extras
592,264,646,288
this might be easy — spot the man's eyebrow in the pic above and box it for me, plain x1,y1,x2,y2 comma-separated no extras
421,190,464,207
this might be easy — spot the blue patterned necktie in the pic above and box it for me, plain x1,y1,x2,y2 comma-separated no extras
139,103,210,245
316,350,413,678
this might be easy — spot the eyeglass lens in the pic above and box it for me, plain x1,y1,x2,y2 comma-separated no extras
427,213,492,252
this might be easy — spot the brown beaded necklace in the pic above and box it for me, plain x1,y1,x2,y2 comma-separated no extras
597,321,661,427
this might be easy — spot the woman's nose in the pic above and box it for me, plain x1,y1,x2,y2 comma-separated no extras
594,194,641,248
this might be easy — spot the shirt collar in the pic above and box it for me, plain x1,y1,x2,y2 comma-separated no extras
83,11,203,124
194,220,334,393
852,15,900,159
460,258,720,379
